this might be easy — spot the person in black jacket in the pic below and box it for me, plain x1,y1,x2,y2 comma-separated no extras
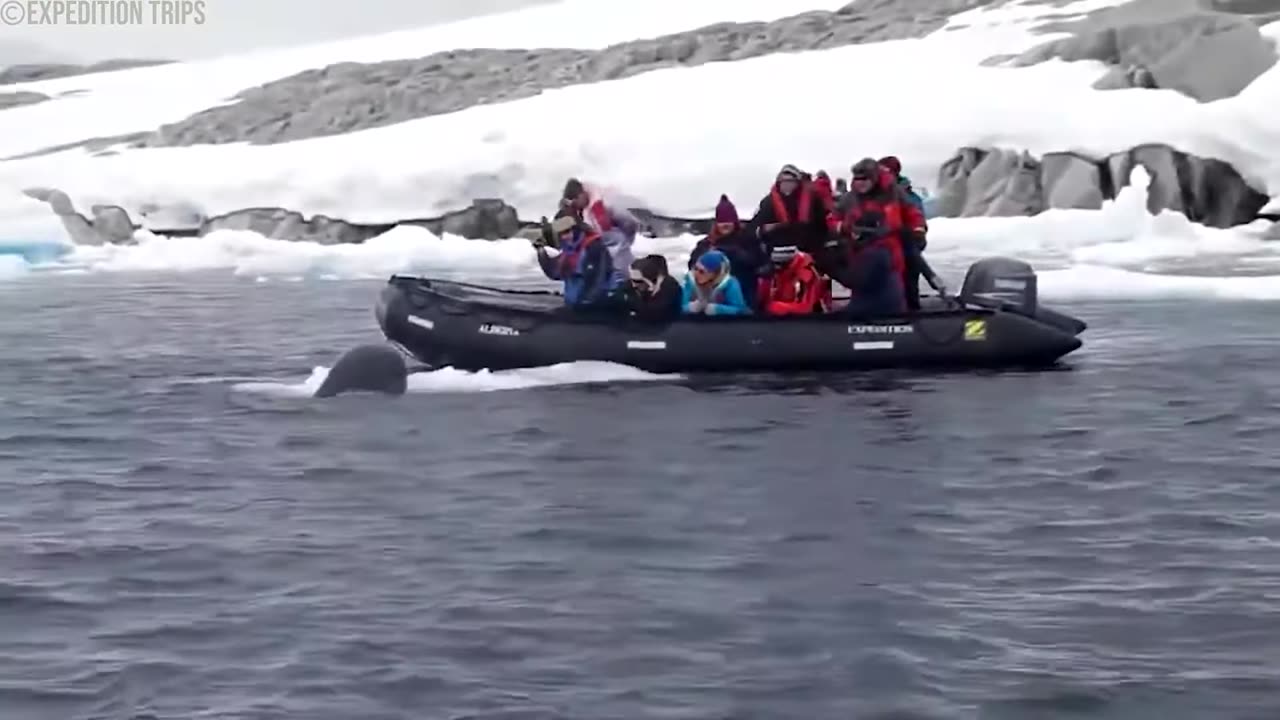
626,254,682,322
689,194,766,309
746,164,837,257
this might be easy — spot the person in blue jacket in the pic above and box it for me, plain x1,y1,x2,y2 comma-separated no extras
681,249,752,316
878,156,926,217
535,211,617,311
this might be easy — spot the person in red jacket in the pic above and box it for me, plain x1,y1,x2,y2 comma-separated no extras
757,245,830,316
812,170,836,213
833,158,929,317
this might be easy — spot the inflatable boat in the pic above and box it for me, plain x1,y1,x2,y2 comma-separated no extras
371,257,1085,374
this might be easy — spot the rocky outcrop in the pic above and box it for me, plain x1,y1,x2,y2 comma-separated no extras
1207,0,1280,23
25,143,1273,247
0,91,48,110
931,143,1270,228
21,187,129,245
15,0,1032,156
995,0,1278,102
20,189,715,246
0,58,172,86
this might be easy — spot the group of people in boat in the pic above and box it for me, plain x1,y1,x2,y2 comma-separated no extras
533,157,948,320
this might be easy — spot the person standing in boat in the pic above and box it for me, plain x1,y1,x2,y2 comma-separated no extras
877,155,940,309
534,211,618,312
681,250,752,316
561,178,639,291
688,195,766,309
836,158,948,316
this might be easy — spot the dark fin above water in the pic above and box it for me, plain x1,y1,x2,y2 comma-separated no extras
314,344,408,398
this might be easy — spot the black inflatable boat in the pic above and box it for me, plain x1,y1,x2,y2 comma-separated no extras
374,257,1085,374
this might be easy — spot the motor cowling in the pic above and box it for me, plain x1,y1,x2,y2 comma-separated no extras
960,256,1038,317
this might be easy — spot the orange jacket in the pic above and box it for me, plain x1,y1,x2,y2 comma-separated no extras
757,251,828,316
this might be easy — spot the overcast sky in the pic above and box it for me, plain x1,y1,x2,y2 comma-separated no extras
0,0,553,64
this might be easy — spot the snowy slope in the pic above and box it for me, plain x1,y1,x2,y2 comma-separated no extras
0,0,1278,301
0,0,1277,223
0,0,848,160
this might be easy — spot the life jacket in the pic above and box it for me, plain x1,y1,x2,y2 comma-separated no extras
759,252,828,314
767,254,817,302
578,185,616,233
557,229,603,305
812,175,835,211
841,174,909,277
769,182,813,225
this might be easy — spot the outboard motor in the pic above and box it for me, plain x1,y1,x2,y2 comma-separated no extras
960,256,1038,317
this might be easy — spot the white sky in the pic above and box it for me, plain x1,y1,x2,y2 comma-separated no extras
0,0,553,63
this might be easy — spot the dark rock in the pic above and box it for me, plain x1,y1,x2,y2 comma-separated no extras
931,148,986,218
23,187,718,246
1039,152,1105,209
2,132,153,163
200,208,387,245
436,199,521,240
1205,0,1280,24
89,205,136,244
41,0,1003,152
0,91,49,110
932,148,1047,217
21,187,118,246
23,140,1271,247
0,58,172,86
1002,2,1278,102
138,201,206,234
932,143,1270,227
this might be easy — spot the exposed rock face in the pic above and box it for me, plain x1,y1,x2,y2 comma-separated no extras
20,190,714,247
932,144,1270,228
21,187,109,246
0,58,172,86
0,91,49,110
23,144,1270,246
999,0,1278,102
33,0,1024,153
1207,0,1280,23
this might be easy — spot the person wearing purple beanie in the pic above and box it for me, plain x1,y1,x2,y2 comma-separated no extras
688,194,766,309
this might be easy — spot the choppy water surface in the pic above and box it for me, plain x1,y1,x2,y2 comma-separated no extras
1,273,1278,720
